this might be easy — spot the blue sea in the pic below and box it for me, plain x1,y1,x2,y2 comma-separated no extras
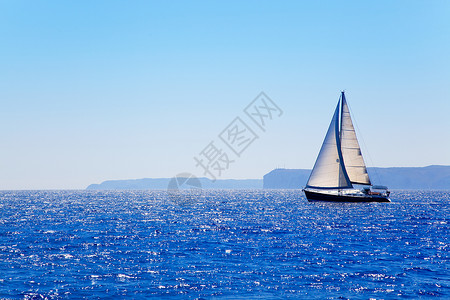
0,190,449,299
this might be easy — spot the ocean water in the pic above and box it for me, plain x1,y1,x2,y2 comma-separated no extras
0,190,449,299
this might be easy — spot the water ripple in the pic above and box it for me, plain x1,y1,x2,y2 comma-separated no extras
0,190,449,298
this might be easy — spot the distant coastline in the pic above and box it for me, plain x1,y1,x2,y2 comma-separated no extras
263,165,450,190
86,178,262,190
86,165,450,190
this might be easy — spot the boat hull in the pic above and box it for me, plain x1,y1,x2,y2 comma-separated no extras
304,190,390,203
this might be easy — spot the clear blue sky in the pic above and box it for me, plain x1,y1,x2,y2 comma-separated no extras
1,0,449,189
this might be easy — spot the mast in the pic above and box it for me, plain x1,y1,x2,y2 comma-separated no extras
340,92,372,185
338,92,344,189
339,91,345,141
336,92,351,190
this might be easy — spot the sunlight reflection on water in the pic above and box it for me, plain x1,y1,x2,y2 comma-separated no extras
0,190,448,298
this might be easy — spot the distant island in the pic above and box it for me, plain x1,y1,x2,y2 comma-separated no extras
86,178,263,190
86,165,450,190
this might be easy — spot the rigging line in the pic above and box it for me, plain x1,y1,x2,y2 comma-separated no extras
345,96,382,185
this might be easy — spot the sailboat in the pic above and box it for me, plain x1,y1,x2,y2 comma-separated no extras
303,91,390,202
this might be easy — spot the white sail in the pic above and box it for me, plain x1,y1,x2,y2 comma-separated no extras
340,94,372,185
306,102,352,189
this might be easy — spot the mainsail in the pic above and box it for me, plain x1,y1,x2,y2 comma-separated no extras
306,92,370,189
306,101,352,189
340,93,371,185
